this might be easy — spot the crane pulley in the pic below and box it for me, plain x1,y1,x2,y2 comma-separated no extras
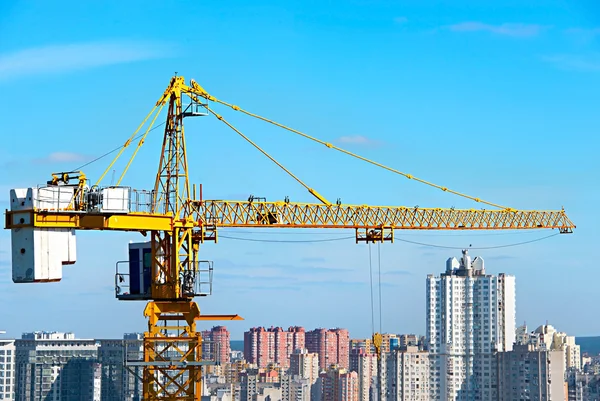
4,75,575,401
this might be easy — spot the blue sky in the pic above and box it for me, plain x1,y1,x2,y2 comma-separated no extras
0,0,599,341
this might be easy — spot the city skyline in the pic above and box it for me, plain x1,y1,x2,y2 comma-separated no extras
0,0,597,342
0,248,590,341
0,321,590,401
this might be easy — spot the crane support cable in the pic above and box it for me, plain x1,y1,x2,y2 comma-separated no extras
95,103,161,187
116,102,166,186
378,242,383,334
368,244,375,336
205,96,512,211
205,106,332,205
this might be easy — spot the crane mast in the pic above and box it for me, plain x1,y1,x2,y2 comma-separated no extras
3,75,576,401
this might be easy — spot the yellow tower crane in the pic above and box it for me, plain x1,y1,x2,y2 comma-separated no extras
4,75,575,400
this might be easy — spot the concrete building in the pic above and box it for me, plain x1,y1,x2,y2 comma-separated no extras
566,370,600,401
97,333,143,401
398,335,418,349
288,327,306,356
202,326,232,365
320,365,358,401
15,332,101,401
497,343,566,401
239,369,308,401
536,324,581,371
426,250,516,400
239,370,259,401
225,360,248,384
290,349,319,384
380,334,398,354
306,329,350,370
289,377,311,401
350,339,374,354
289,348,319,400
517,323,581,372
349,348,376,401
385,346,429,401
244,326,307,369
0,338,15,401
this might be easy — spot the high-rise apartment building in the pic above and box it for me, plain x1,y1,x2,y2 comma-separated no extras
497,343,566,400
385,346,429,401
244,327,301,368
529,324,581,371
426,250,516,400
350,339,374,354
15,332,101,401
290,349,319,384
244,327,345,370
398,334,419,349
321,365,358,401
306,329,350,370
380,334,398,354
288,377,311,401
288,327,306,356
98,333,143,401
202,326,231,365
290,348,320,401
349,348,377,401
0,338,15,401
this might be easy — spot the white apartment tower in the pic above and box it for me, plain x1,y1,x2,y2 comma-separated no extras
0,338,15,401
15,332,101,401
426,250,516,400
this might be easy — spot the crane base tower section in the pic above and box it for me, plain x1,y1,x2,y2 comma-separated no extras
9,188,76,283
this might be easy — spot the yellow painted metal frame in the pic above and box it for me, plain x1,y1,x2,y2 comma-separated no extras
3,74,577,401
6,202,575,233
143,301,203,400
191,200,575,231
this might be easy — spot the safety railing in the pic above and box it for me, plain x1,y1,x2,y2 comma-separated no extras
20,184,157,214
181,260,214,297
115,260,214,300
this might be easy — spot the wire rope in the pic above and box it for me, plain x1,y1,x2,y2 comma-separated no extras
378,242,383,334
369,243,375,336
216,233,560,247
72,122,166,171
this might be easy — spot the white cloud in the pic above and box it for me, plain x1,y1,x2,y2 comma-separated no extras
335,135,382,147
0,40,173,81
541,53,600,72
447,22,547,38
33,152,90,164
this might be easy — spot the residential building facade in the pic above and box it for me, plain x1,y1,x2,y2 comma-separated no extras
385,346,429,401
0,339,15,401
203,326,232,365
426,250,516,400
497,343,566,401
306,329,350,370
14,332,100,401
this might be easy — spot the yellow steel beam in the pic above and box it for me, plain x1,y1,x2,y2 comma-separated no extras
5,200,576,232
195,314,244,321
192,200,576,231
5,211,173,231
